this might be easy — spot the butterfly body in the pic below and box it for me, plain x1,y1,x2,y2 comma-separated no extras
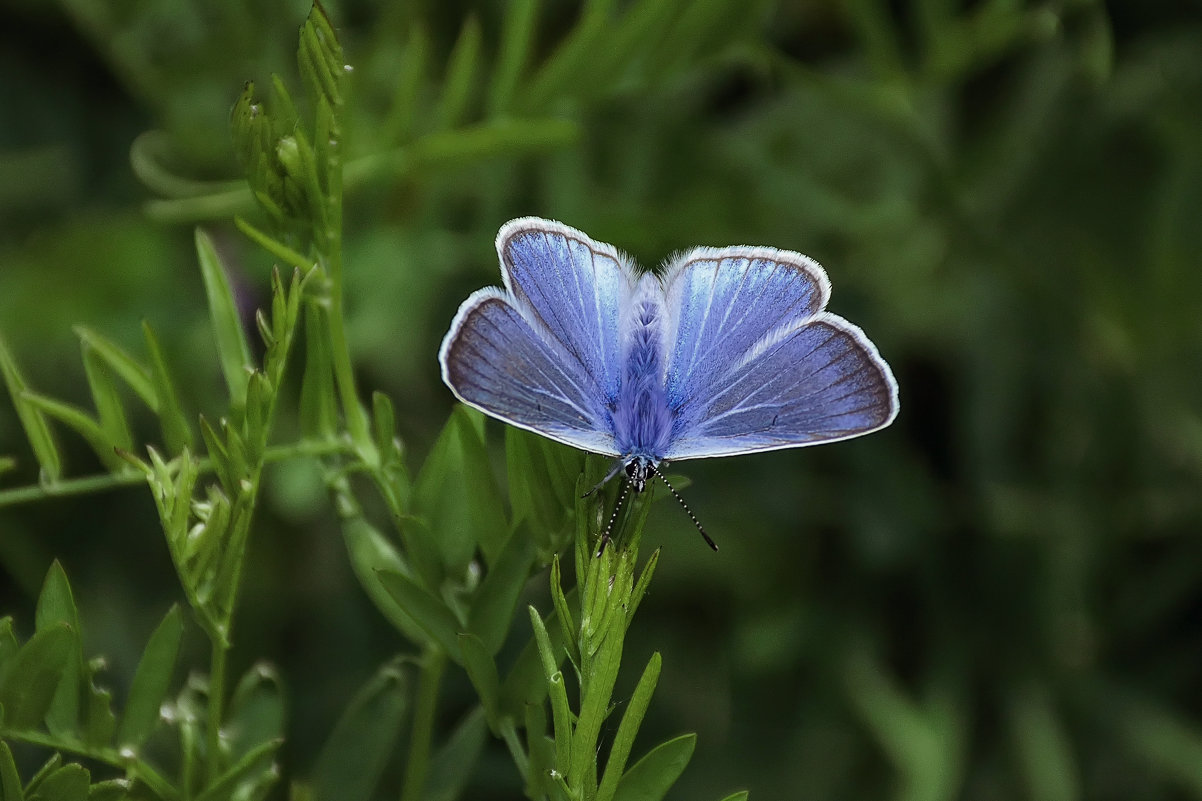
613,286,673,478
440,218,899,491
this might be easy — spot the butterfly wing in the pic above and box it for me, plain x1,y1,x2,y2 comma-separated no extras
659,246,898,460
439,218,637,456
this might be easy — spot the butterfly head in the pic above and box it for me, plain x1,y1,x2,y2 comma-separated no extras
623,456,656,493
612,455,717,551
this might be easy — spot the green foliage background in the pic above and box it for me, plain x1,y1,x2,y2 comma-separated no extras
2,0,1202,798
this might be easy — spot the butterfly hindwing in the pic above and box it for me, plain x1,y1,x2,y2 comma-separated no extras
660,247,898,460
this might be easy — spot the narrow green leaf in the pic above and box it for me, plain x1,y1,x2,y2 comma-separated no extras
82,676,116,748
193,737,281,801
23,754,61,795
628,548,660,623
424,707,488,801
382,23,428,144
231,80,275,181
523,0,618,108
549,555,580,668
590,0,688,88
199,417,234,495
0,334,61,481
265,71,295,132
527,607,573,776
500,596,573,716
649,0,749,79
299,301,337,439
35,561,84,738
413,406,506,571
234,217,312,274
142,321,193,452
597,652,662,801
488,0,540,113
342,518,428,646
527,605,558,680
117,605,183,750
243,371,270,462
80,345,133,453
220,415,250,482
35,561,82,636
466,529,536,655
506,426,583,545
311,660,408,801
298,1,344,112
226,663,285,760
195,228,252,406
0,617,17,667
435,16,481,131
612,733,697,801
21,392,123,472
28,763,89,801
458,634,501,729
0,624,74,730
376,570,464,658
371,391,397,468
73,326,155,409
268,268,288,348
717,793,749,801
0,741,23,801
279,126,325,231
87,779,134,801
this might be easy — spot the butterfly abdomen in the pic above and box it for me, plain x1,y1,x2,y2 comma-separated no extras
613,297,673,462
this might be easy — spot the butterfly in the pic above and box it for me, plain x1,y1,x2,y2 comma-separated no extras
439,218,899,542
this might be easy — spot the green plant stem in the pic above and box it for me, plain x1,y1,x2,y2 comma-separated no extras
316,96,371,457
0,438,349,509
206,638,229,784
323,261,370,454
0,727,180,801
499,718,530,783
400,648,448,801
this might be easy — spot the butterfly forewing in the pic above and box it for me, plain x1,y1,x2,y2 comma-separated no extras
439,288,620,456
660,248,898,460
498,218,636,406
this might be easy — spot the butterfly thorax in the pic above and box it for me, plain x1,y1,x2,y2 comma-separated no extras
612,294,672,472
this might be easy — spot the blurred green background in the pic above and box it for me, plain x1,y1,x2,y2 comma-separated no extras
3,0,1202,798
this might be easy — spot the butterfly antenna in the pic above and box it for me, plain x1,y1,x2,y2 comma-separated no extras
596,479,632,557
649,465,718,552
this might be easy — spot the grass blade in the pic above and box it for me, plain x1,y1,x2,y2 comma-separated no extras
195,228,252,407
311,659,408,801
0,334,61,481
117,605,183,750
142,321,193,453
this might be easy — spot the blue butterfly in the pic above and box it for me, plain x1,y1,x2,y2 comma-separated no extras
439,217,899,524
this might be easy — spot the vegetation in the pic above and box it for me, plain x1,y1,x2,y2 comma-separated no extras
1,0,1200,799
